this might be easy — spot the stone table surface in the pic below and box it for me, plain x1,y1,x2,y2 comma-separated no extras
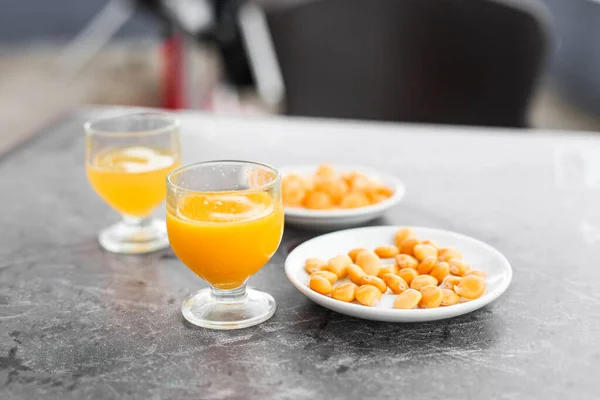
1,108,599,399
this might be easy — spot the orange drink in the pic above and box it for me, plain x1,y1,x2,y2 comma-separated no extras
85,113,181,254
167,192,283,289
167,161,283,329
87,146,180,217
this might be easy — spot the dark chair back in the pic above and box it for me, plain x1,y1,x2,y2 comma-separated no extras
267,0,550,127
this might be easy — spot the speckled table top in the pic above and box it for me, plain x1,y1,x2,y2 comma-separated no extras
1,108,599,399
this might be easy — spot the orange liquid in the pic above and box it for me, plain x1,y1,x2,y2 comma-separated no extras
167,192,284,289
87,146,180,217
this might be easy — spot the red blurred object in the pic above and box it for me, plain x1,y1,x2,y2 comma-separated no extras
161,34,185,109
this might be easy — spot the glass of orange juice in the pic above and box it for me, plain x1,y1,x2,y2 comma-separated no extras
85,113,181,254
166,161,283,329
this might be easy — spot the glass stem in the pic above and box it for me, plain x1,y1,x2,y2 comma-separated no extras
122,215,152,229
211,285,248,303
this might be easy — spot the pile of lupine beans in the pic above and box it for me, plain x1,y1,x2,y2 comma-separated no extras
282,164,395,209
306,228,487,309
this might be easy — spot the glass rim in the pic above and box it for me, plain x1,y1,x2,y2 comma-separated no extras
84,112,180,138
167,160,282,195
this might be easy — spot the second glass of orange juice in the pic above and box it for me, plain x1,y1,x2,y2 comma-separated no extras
85,113,181,254
166,161,284,329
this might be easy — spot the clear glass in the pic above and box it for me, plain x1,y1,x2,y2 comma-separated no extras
85,113,182,254
166,161,283,329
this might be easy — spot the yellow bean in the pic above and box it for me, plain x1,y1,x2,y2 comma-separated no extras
419,286,443,308
315,177,349,205
394,227,416,248
342,170,366,185
417,256,437,275
355,285,383,306
348,248,368,262
282,177,306,207
441,288,460,306
369,184,394,199
413,244,438,262
304,190,333,210
383,273,408,294
398,268,418,285
361,276,387,293
339,192,370,209
422,239,440,249
305,258,327,274
347,175,371,192
377,263,398,278
442,276,462,290
325,254,352,278
342,171,365,186
448,259,471,277
410,274,438,291
309,275,333,295
454,275,486,299
465,269,487,279
309,271,338,285
395,254,419,270
355,250,381,276
394,289,422,309
430,261,450,283
332,283,358,302
439,247,462,262
315,163,336,178
374,245,399,258
347,264,367,285
399,238,420,257
369,193,390,205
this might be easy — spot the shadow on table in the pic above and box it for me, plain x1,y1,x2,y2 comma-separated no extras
317,306,500,356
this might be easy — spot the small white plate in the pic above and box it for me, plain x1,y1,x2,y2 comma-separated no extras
285,226,512,323
280,165,406,230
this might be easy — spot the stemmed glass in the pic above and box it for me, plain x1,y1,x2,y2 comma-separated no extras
166,161,283,329
85,113,181,254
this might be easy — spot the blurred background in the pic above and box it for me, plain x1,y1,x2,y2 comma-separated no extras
1,0,600,154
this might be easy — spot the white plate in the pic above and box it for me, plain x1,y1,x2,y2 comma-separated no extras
280,165,406,230
285,226,512,323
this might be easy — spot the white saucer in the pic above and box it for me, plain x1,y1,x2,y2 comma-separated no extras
280,165,406,231
285,226,512,322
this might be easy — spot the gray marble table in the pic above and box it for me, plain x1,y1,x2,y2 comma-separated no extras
1,108,599,399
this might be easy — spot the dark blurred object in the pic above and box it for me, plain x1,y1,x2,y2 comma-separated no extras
137,0,284,108
73,0,549,125
137,0,254,87
60,0,282,109
542,0,600,117
267,0,550,127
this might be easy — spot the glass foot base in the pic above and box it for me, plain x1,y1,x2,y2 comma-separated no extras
182,287,276,330
98,218,169,254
